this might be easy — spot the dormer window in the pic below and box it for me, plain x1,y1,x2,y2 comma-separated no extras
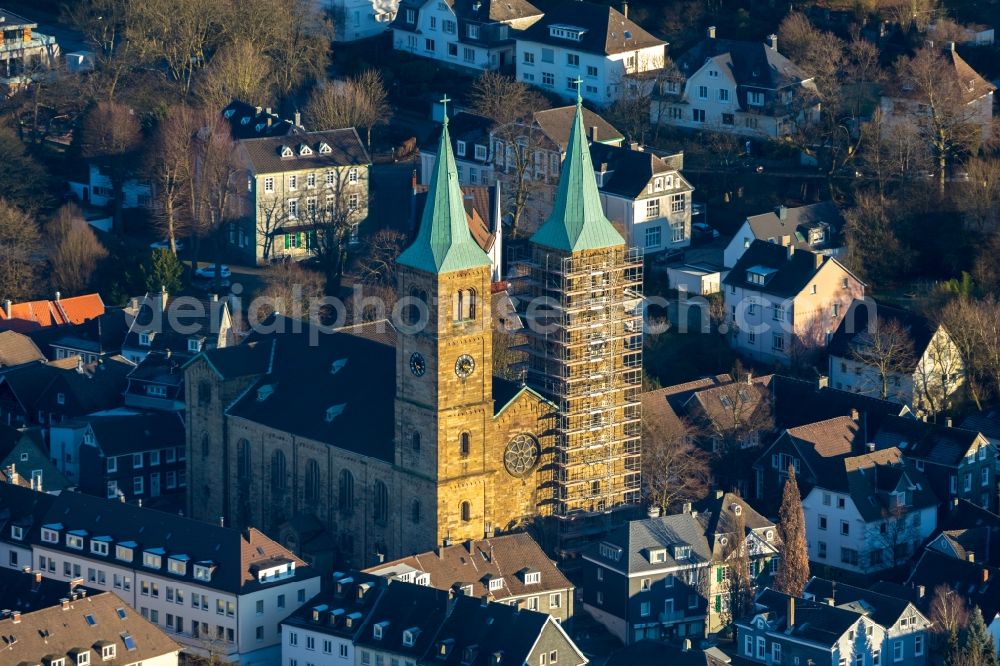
41,525,61,543
403,627,421,647
325,404,346,423
57,392,65,405
299,144,313,156
139,332,152,346
255,123,265,133
439,639,455,657
456,140,467,157
746,266,775,286
524,571,541,585
319,142,332,154
168,555,189,575
194,561,215,581
143,549,164,569
488,577,504,591
101,644,115,660
11,525,23,540
115,543,135,562
673,545,691,560
549,24,585,41
373,621,389,639
280,145,294,158
732,503,743,516
91,538,111,556
241,116,251,125
648,548,667,563
187,338,202,353
599,542,623,561
67,531,86,549
257,385,274,402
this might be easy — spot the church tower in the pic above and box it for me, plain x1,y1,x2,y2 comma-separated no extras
394,99,497,551
514,86,644,548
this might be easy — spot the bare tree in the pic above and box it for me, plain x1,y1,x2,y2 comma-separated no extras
929,584,970,638
880,0,940,32
186,112,239,280
64,0,155,100
304,70,391,146
641,414,710,513
849,314,916,400
913,326,965,417
148,105,200,254
303,167,368,293
80,101,142,233
959,158,1000,232
135,0,226,95
358,229,406,287
0,199,43,301
940,296,1000,409
721,508,754,625
252,262,326,322
195,39,275,110
255,196,292,264
264,1,332,100
47,204,108,295
873,503,920,568
469,72,548,237
842,192,912,288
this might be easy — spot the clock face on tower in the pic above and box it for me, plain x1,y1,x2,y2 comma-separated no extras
455,354,475,379
409,352,426,377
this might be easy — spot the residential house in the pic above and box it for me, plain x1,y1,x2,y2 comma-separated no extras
0,330,46,368
802,578,931,665
723,240,865,365
874,415,995,511
0,565,99,613
0,293,105,334
590,143,693,254
606,639,732,666
723,201,845,269
0,482,56,572
735,587,926,666
418,111,496,187
49,410,186,505
0,9,59,92
392,0,542,72
829,300,965,416
927,526,1000,567
68,163,153,209
0,428,69,493
880,42,994,142
222,99,303,140
515,1,667,107
768,375,909,430
581,492,778,644
29,490,322,664
0,590,181,666
365,532,575,623
962,410,1000,449
801,447,937,573
351,581,450,666
281,571,386,666
123,352,187,412
325,0,399,42
46,307,135,364
121,290,234,366
652,28,820,139
232,129,371,264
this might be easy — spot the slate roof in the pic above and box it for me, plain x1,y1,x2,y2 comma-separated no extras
0,9,35,28
33,491,315,595
723,240,849,298
813,448,937,522
123,292,230,360
746,588,863,648
0,591,180,666
0,331,45,367
419,111,493,156
34,356,132,416
962,411,1000,442
589,143,692,199
71,411,185,457
353,580,450,655
222,99,303,140
828,300,938,370
676,38,812,91
907,549,1000,620
282,571,386,640
803,577,918,628
744,201,845,252
587,512,713,575
607,640,731,666
365,532,573,602
0,483,57,546
939,498,1000,533
531,101,624,253
191,339,273,380
929,527,1000,567
238,128,370,175
47,308,133,359
769,375,907,431
397,112,492,274
532,106,624,150
0,568,98,614
874,414,984,466
692,491,777,558
518,1,665,56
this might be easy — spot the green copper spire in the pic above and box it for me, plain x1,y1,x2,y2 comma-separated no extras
397,96,491,274
530,81,624,253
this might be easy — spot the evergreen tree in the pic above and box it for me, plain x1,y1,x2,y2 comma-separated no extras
773,465,810,597
964,607,999,666
141,248,184,295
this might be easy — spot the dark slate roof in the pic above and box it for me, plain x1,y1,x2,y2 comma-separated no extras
34,356,133,416
692,491,777,559
123,293,229,360
828,300,938,369
426,594,565,666
76,411,185,457
587,512,713,575
874,414,984,466
676,38,811,91
353,580,450,655
191,339,274,380
607,640,731,666
0,9,35,28
33,491,316,595
282,571,386,640
239,129,370,175
745,201,845,253
746,588,862,648
0,484,57,546
532,106,625,151
126,352,184,388
226,317,396,462
419,112,494,154
589,143,692,199
815,450,937,521
930,527,1000,567
223,99,303,140
961,411,1000,442
518,1,665,55
907,549,1000,620
939,498,1000,533
0,567,98,614
722,239,839,298
769,375,907,431
47,309,132,358
803,577,916,628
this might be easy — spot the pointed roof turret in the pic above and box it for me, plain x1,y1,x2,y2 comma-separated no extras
530,81,624,253
397,96,491,274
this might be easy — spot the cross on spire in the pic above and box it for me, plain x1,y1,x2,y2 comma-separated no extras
441,94,451,125
573,78,583,106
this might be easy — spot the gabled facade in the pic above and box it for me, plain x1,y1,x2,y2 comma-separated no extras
515,1,666,107
723,202,845,270
653,29,820,139
723,240,865,365
324,0,400,42
0,9,59,91
392,0,542,72
0,429,69,493
121,290,233,366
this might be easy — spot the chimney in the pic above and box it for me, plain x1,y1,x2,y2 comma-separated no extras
817,375,829,389
968,551,975,563
825,597,835,606
599,162,608,173
850,408,859,422
3,299,10,318
265,107,272,116
682,501,692,514
682,638,692,652
786,245,795,260
622,0,628,19
983,568,990,583
212,293,219,303
647,505,661,518
917,585,926,598
11,610,20,623
119,492,125,503
867,442,876,452
266,116,272,128
54,291,61,301
294,111,302,127
766,34,778,51
61,598,69,610
715,489,724,500
707,26,716,39
591,126,599,143
34,571,41,584
775,205,788,220
946,41,956,51
946,417,953,428
787,596,795,627
814,253,824,269
746,370,753,385
219,516,225,528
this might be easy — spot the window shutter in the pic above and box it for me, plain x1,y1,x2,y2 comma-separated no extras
716,567,723,583
284,234,290,249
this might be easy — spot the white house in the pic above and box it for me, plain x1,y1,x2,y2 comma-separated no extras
29,491,321,665
321,0,399,42
801,448,937,574
392,0,542,71
723,201,845,269
418,111,495,186
829,300,965,416
68,163,153,209
653,28,820,139
515,0,667,107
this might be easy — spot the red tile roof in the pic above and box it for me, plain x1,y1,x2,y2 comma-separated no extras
0,294,105,332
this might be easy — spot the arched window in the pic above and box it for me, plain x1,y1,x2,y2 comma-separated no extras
339,469,354,514
304,459,321,502
460,501,471,522
411,499,421,523
460,432,471,458
454,289,476,321
373,481,389,525
412,431,421,452
271,450,286,491
201,433,210,458
237,439,251,478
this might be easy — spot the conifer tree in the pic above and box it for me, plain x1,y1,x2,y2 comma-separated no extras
964,607,999,666
773,465,809,597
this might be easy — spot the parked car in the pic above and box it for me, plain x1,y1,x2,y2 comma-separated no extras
691,223,720,243
194,264,231,279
